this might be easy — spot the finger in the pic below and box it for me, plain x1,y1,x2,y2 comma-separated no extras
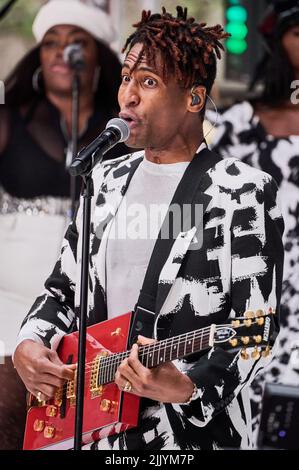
137,335,156,346
35,383,57,400
39,373,66,389
39,358,75,381
128,343,149,376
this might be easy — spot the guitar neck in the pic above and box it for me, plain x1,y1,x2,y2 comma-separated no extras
98,325,215,386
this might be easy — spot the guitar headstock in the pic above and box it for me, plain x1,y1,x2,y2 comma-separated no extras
213,308,276,360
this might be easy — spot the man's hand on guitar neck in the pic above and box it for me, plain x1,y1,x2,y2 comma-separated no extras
13,340,76,401
115,335,195,404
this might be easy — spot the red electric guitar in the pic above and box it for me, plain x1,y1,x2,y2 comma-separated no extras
23,308,276,450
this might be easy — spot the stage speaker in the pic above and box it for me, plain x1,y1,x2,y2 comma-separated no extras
258,383,299,450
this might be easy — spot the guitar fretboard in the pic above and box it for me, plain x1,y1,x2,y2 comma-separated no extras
98,326,213,386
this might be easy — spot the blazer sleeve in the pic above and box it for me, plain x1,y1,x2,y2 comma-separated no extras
15,202,81,351
172,174,284,427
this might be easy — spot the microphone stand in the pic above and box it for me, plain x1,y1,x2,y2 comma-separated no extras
70,72,80,218
0,0,18,20
73,167,97,451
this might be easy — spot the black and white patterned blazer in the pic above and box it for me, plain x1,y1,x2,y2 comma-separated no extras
19,147,284,450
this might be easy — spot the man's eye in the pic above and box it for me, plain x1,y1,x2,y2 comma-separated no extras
122,75,130,83
144,78,157,87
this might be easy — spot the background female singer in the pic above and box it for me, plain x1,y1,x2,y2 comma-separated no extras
0,0,127,449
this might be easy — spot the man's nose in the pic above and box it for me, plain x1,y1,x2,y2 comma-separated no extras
123,82,140,107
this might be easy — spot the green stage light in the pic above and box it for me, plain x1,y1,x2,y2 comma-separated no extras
226,5,248,23
226,38,248,55
226,22,248,40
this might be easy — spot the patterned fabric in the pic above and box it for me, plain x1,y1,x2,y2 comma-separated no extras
210,100,299,436
17,147,284,450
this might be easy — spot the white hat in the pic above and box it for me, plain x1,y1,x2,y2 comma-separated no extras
32,0,116,44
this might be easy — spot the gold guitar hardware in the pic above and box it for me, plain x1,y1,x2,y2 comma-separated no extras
232,320,240,328
256,317,265,326
241,348,249,360
100,399,111,412
33,419,45,432
262,346,271,358
229,338,238,348
255,309,264,317
251,346,261,360
244,310,255,319
241,337,250,345
254,335,262,344
244,319,252,327
111,328,122,337
46,406,58,418
44,425,56,439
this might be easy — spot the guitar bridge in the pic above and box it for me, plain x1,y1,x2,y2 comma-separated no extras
90,352,108,398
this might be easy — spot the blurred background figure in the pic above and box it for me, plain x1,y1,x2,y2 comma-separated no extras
0,0,127,449
210,0,299,443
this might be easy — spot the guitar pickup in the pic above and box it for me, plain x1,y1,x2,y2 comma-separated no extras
90,353,107,398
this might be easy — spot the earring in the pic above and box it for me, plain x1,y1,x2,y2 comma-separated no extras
92,65,101,93
191,86,201,106
32,66,43,93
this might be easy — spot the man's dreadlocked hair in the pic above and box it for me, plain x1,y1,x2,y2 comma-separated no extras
122,6,229,96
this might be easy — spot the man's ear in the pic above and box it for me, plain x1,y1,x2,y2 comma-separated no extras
187,85,207,114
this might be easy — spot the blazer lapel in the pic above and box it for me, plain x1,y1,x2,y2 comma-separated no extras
154,148,222,316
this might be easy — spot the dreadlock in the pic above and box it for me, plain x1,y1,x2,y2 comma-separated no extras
122,6,229,94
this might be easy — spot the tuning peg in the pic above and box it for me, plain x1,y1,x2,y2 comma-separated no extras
256,317,265,326
232,320,240,328
244,318,252,327
255,309,264,317
244,310,255,319
230,338,238,348
241,336,250,345
241,348,249,360
251,346,261,360
262,346,271,358
254,335,262,344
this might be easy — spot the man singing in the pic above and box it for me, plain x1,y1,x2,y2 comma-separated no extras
14,7,284,450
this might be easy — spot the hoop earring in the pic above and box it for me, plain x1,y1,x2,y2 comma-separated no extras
92,65,101,93
32,66,43,93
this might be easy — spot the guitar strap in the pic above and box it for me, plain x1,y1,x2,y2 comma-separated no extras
129,147,222,346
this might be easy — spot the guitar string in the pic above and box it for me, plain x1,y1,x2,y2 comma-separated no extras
56,329,213,398
55,319,264,398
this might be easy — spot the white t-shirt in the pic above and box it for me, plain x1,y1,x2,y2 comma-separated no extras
106,157,190,319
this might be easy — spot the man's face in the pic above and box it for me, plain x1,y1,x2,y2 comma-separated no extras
118,43,190,149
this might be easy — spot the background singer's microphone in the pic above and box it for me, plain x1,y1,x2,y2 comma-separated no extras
63,43,85,71
69,118,130,177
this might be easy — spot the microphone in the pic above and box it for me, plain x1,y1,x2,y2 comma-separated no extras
63,43,85,71
69,118,130,176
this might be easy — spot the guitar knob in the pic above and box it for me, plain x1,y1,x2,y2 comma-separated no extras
100,399,111,412
33,419,45,432
244,319,252,327
44,425,56,439
229,338,238,348
232,320,240,328
46,406,58,418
